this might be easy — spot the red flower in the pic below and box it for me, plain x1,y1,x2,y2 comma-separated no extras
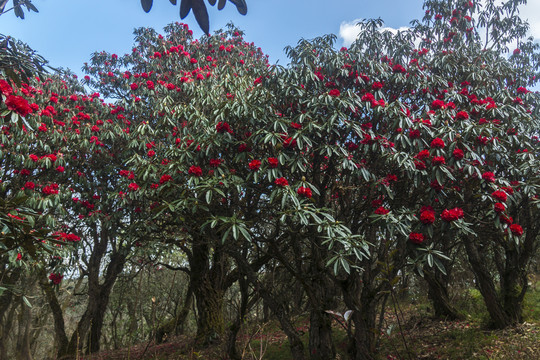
56,166,65,173
409,232,424,244
268,157,279,168
492,190,507,202
128,183,140,191
430,138,445,149
328,89,340,97
147,150,156,157
432,156,446,166
248,159,261,171
374,206,389,215
24,181,35,190
209,159,222,167
416,149,430,160
49,273,63,285
510,224,523,236
188,166,203,177
440,208,464,222
5,95,33,117
431,99,446,110
453,148,464,160
297,186,313,198
216,121,232,134
455,111,469,120
0,79,13,95
372,82,383,90
130,83,138,90
159,174,172,184
392,64,406,73
420,209,435,224
42,184,59,195
482,172,496,183
146,80,155,90
494,203,505,213
275,177,289,187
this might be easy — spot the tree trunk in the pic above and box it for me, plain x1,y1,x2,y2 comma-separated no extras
39,271,69,358
424,270,462,320
194,281,225,344
308,308,335,360
308,248,335,360
463,239,513,328
15,296,32,360
86,250,128,353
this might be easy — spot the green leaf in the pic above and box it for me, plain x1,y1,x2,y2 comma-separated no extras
22,296,32,308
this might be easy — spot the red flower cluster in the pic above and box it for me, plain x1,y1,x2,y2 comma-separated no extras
409,232,424,244
119,170,135,179
268,157,279,168
453,148,464,160
128,183,140,191
0,79,13,95
42,184,59,195
328,89,340,97
432,156,446,166
216,121,233,134
492,190,507,202
248,159,261,171
374,206,389,215
440,208,464,222
297,186,312,198
494,203,505,213
55,232,81,242
509,224,523,236
430,138,445,149
49,273,64,285
188,166,203,177
455,111,469,120
420,207,435,224
482,171,496,183
275,177,289,187
5,95,33,117
159,174,172,184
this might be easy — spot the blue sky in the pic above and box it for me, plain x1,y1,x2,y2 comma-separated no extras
1,0,539,78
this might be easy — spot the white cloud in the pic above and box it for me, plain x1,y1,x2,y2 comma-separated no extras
521,1,540,41
339,1,540,48
339,19,409,47
339,19,363,47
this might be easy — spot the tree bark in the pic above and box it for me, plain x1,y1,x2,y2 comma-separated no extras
308,241,336,360
463,239,514,328
424,269,462,320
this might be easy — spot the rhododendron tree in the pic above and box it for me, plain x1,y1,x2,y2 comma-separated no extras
3,0,540,359
0,69,153,356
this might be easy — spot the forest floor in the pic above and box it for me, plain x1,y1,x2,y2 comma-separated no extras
82,286,540,360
